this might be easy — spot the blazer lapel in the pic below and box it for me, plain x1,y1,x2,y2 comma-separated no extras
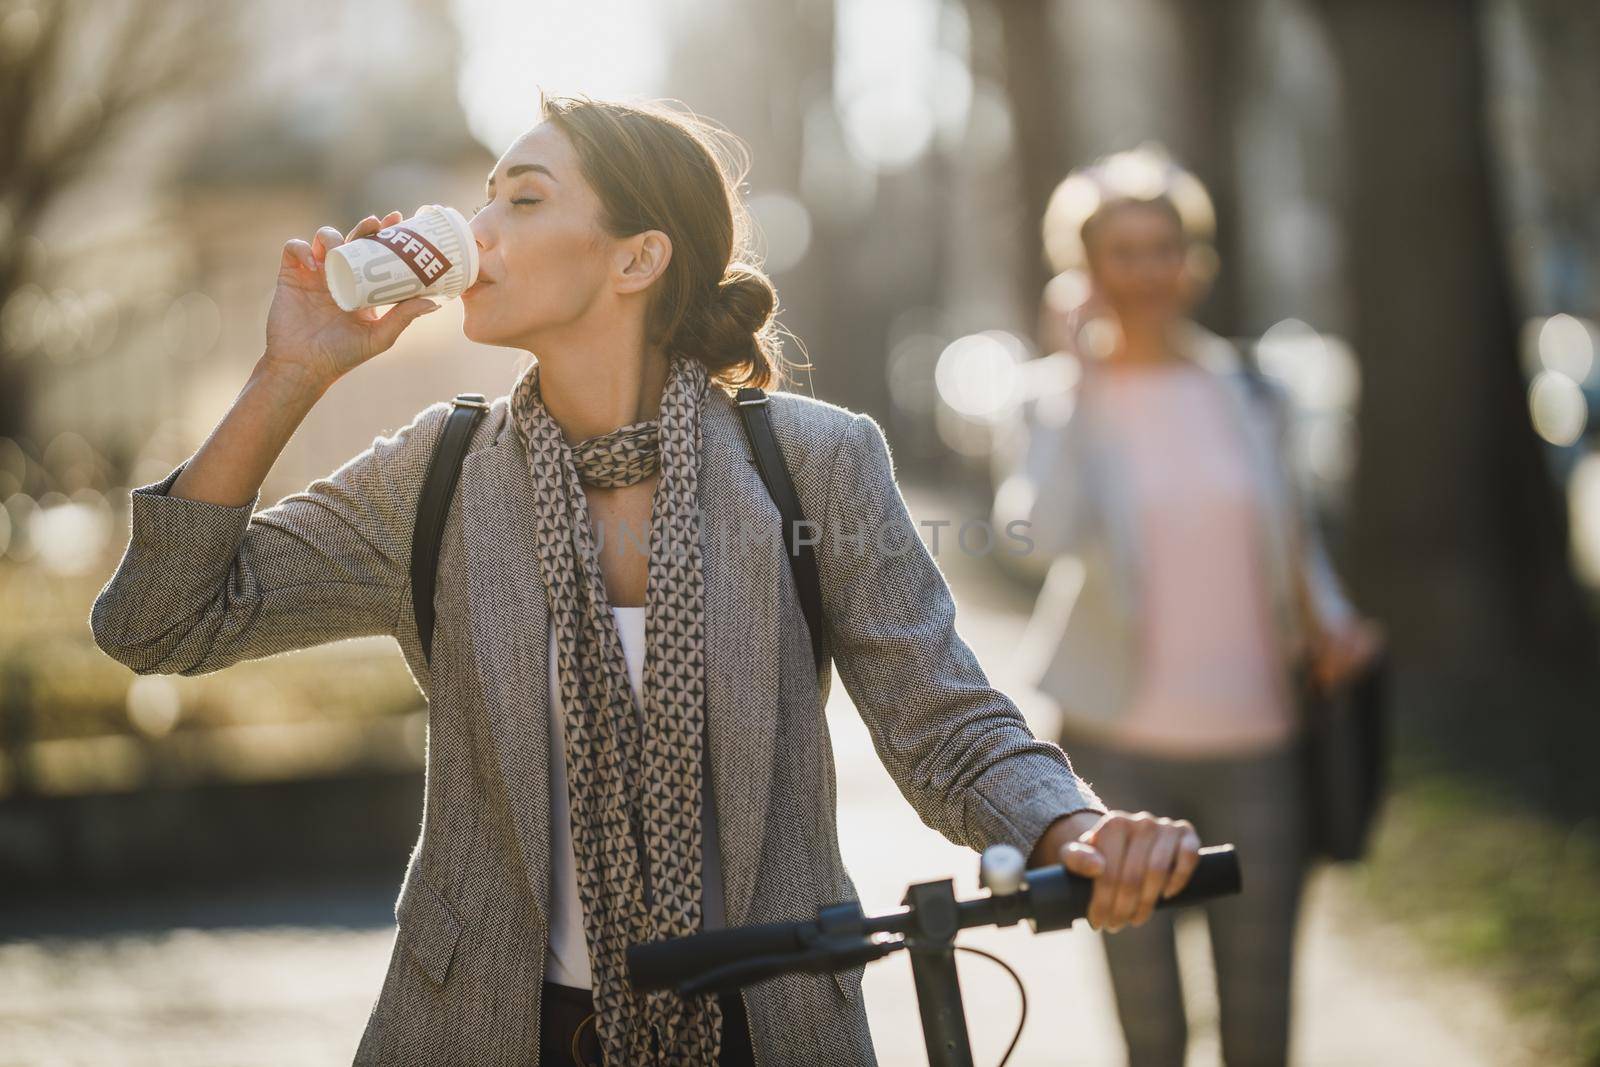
699,388,783,928
459,430,554,925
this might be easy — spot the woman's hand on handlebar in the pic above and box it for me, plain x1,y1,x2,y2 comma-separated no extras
264,210,444,391
1038,809,1202,933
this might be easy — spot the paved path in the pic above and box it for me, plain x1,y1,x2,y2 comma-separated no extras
0,482,1538,1065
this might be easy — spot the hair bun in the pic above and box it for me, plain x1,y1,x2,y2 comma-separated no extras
676,264,780,387
711,266,776,334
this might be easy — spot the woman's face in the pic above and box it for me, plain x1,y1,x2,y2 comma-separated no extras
1083,202,1194,327
463,122,667,350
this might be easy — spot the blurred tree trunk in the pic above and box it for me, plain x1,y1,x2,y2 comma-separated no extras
1165,0,1250,339
986,0,1074,318
0,0,235,445
1488,0,1600,318
663,0,891,409
1311,0,1597,680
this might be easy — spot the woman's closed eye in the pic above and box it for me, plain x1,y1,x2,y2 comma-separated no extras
473,198,542,216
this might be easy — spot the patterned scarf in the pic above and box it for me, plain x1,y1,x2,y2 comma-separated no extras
510,354,722,1065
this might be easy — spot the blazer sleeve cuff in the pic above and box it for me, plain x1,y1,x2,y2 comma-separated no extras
968,749,1108,858
127,458,261,571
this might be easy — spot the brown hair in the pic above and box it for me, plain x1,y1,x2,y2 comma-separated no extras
537,91,804,392
1041,142,1218,283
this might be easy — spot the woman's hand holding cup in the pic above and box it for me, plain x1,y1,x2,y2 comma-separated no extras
263,211,443,392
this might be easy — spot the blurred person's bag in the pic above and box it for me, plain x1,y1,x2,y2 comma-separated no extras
1292,647,1391,863
409,389,828,672
1235,356,1390,863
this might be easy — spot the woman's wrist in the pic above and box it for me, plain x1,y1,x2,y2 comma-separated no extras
168,358,327,508
1028,808,1106,868
254,352,336,406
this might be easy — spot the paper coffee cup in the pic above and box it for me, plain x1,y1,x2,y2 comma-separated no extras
325,204,480,312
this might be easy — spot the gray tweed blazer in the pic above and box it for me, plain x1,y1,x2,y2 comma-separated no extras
90,383,1108,1065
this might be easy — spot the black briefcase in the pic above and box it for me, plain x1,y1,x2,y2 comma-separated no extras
1296,647,1391,863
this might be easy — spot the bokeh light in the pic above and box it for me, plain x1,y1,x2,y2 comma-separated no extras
31,494,111,576
1255,317,1361,411
126,676,183,739
451,0,673,154
1528,369,1588,447
834,0,970,172
1569,452,1600,587
935,330,1025,422
1537,313,1595,384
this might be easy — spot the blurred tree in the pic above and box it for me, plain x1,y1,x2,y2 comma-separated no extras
1487,0,1600,318
0,0,237,444
1310,3,1598,690
665,0,911,418
1164,0,1253,339
985,0,1073,308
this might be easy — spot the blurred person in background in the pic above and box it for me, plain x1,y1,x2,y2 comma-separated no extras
91,95,1209,1066
992,145,1383,1067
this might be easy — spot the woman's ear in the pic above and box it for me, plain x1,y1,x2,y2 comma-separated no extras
614,229,673,295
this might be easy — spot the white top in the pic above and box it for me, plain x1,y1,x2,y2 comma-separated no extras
544,605,727,988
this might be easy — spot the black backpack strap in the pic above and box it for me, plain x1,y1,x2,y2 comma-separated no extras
412,393,490,666
733,386,829,673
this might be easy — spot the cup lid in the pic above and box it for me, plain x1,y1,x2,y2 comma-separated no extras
423,203,479,289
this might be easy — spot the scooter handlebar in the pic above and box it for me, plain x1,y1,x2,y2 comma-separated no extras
628,844,1241,992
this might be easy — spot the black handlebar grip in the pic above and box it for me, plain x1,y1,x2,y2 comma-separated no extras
627,920,813,992
1154,844,1241,910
